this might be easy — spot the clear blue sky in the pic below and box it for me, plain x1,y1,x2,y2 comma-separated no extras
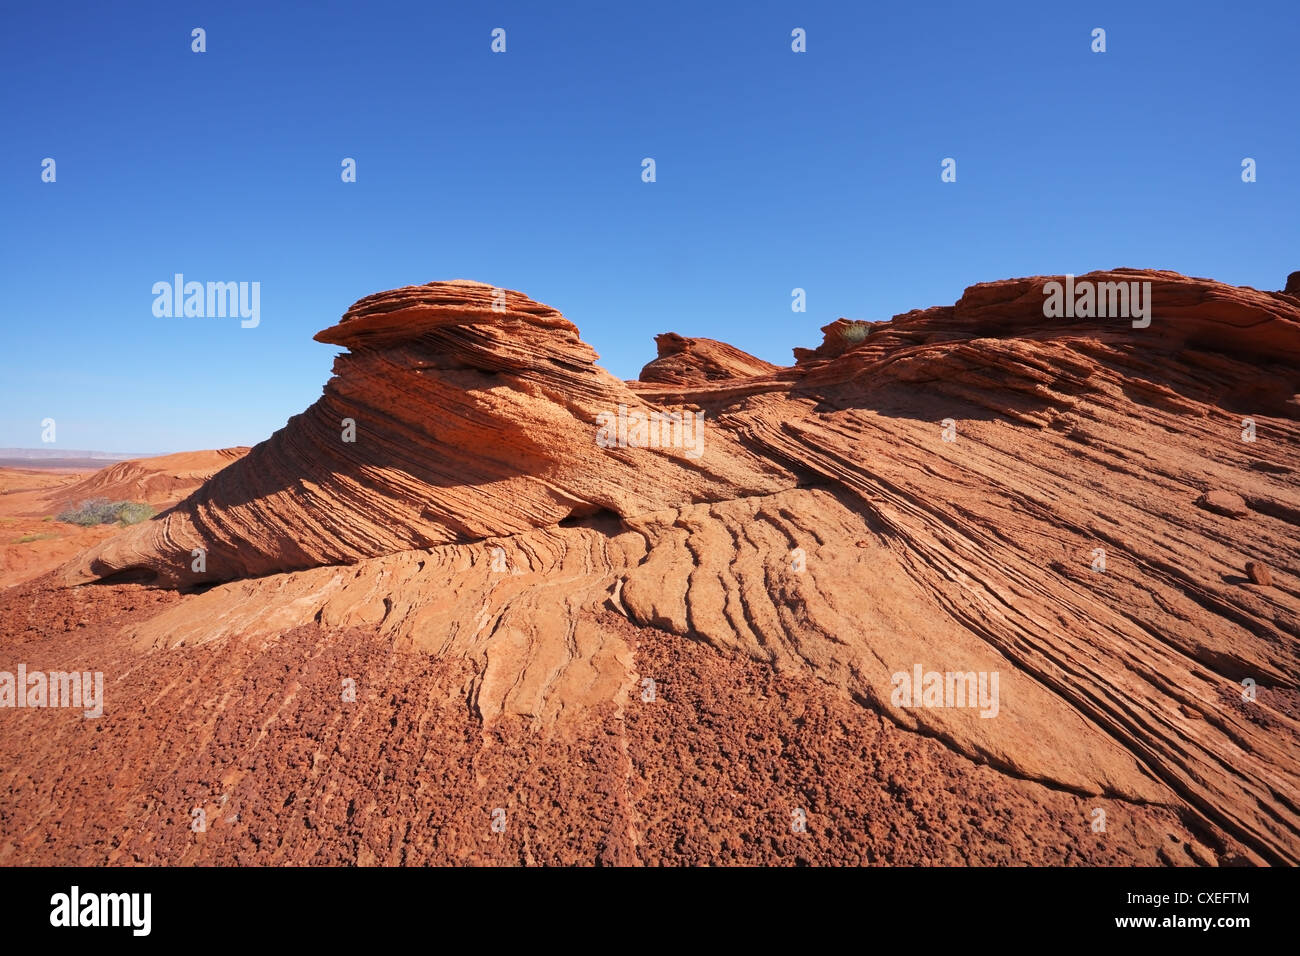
2,0,1295,453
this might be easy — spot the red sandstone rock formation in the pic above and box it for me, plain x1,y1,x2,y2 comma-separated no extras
638,332,780,384
48,448,249,509
64,282,791,586
40,269,1300,865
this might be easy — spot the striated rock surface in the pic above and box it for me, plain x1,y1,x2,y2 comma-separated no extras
36,268,1300,865
638,333,780,384
48,448,250,509
65,282,792,586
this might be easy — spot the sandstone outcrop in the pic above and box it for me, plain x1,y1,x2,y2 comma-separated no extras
52,270,1300,864
65,282,792,586
49,448,249,509
638,333,780,384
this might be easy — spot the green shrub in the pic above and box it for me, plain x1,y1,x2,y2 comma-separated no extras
114,502,155,525
56,498,155,527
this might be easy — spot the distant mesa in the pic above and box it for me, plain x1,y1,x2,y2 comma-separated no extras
0,448,160,471
0,448,157,460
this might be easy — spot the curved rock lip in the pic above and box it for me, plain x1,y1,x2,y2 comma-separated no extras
314,280,583,351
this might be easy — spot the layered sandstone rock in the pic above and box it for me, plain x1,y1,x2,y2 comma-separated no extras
59,270,1300,864
65,281,793,586
638,333,780,384
48,448,249,509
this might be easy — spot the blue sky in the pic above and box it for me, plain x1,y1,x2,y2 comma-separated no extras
2,0,1295,452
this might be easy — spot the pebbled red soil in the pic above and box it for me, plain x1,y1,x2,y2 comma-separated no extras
0,577,1236,866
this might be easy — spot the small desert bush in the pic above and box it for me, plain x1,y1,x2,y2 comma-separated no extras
840,321,873,344
113,502,155,525
57,498,155,527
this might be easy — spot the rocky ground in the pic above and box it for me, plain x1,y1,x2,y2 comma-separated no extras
0,575,1230,865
